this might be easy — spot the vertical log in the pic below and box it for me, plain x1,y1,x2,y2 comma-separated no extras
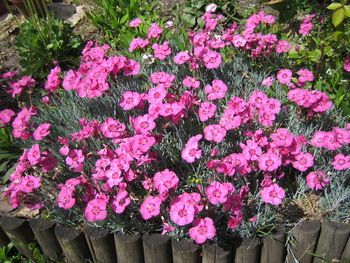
0,216,35,260
114,233,144,263
314,221,350,263
143,234,172,263
29,219,62,261
234,238,260,263
202,243,233,263
340,236,350,262
55,224,92,263
260,228,286,263
285,220,321,263
84,226,117,263
171,238,201,263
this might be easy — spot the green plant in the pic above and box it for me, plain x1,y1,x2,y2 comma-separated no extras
15,15,84,79
86,0,160,49
0,242,46,263
0,127,20,184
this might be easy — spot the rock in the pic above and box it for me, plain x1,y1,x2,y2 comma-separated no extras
47,3,85,26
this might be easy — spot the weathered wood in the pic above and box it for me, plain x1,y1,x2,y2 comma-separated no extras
202,243,233,263
55,224,92,263
84,226,117,263
234,238,260,263
314,221,350,263
29,218,62,261
285,220,321,263
114,232,144,263
260,228,286,263
0,216,35,260
143,234,172,263
171,238,201,263
341,235,350,261
0,216,10,247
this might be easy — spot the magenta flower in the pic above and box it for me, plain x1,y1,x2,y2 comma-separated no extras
204,124,227,143
33,123,51,141
85,195,108,222
133,114,156,134
147,24,163,39
332,154,350,170
120,91,141,110
27,144,41,165
140,196,162,220
205,79,228,100
182,134,203,163
45,66,61,91
129,18,142,27
170,201,195,226
153,169,179,194
292,152,314,172
258,153,281,172
306,171,329,190
152,41,172,60
260,183,285,205
0,109,15,124
206,181,233,205
275,40,291,53
129,38,149,52
147,85,167,105
261,77,275,86
240,140,262,161
189,217,216,244
277,69,292,84
112,190,131,214
18,175,41,193
174,51,191,65
270,128,293,147
198,102,216,122
100,117,126,138
183,76,200,89
202,50,222,69
57,187,75,210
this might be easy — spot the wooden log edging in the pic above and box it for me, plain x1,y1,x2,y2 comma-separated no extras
0,217,349,263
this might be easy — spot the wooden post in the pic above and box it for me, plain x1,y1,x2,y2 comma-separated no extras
29,219,62,261
84,226,117,263
341,236,350,262
314,221,350,263
0,216,35,260
202,243,233,263
260,227,287,263
55,224,92,263
143,234,172,263
234,238,260,263
285,220,321,263
114,232,144,263
171,238,201,263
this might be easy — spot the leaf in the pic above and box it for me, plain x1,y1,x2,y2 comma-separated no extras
333,31,345,41
344,5,350,17
182,14,196,27
332,8,345,27
0,160,10,173
288,47,299,59
3,165,15,184
327,3,343,10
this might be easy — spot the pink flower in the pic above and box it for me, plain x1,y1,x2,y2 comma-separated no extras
232,35,247,47
84,195,108,222
45,66,61,91
152,41,172,60
62,70,80,91
306,171,329,190
205,79,228,100
219,109,242,130
18,175,41,193
33,123,51,141
189,217,216,244
270,128,293,147
202,50,222,69
123,59,140,76
153,169,179,194
27,144,41,165
261,77,275,86
174,51,191,64
182,134,203,163
198,102,216,122
206,181,233,205
1,71,17,79
258,153,281,172
332,154,350,170
299,22,313,36
148,24,163,39
344,56,350,72
133,114,156,134
228,213,243,230
140,196,162,220
100,118,126,138
183,76,200,89
170,201,195,226
148,85,167,104
129,18,142,27
120,91,141,110
112,190,131,214
57,187,75,209
65,149,84,172
292,152,314,172
204,124,226,143
129,38,149,52
275,40,291,53
0,109,15,124
277,69,292,84
240,140,262,161
260,183,285,205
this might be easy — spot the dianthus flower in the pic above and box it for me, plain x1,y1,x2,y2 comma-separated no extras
147,85,167,104
100,117,126,138
205,79,228,100
258,153,281,172
183,76,200,89
292,152,314,172
0,109,15,124
275,40,291,53
270,128,294,147
204,124,226,143
140,196,162,220
332,154,350,170
129,18,142,27
45,66,61,91
152,41,172,60
120,91,141,110
182,134,203,163
33,123,51,141
133,114,156,134
147,24,163,39
153,169,179,194
128,38,149,52
240,140,262,161
306,171,330,190
112,190,131,214
202,50,222,69
277,69,292,84
206,181,233,205
261,77,275,86
189,217,216,244
170,200,195,226
261,183,285,205
198,102,216,122
84,194,108,222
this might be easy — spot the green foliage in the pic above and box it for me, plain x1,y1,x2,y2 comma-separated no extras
327,1,350,27
0,127,20,184
0,242,47,263
86,0,160,49
15,16,84,79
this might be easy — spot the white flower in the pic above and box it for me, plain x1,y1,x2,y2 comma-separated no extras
142,53,155,64
164,20,174,29
205,3,217,13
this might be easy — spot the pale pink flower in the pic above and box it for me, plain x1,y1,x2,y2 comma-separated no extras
260,183,285,205
189,217,216,244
